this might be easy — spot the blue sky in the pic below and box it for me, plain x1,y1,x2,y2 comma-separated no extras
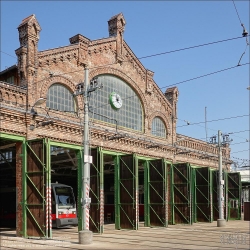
1,1,249,167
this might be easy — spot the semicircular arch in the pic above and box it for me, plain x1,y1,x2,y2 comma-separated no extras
39,75,83,109
148,111,171,136
89,67,148,118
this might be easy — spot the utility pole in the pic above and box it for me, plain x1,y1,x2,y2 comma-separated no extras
217,130,226,227
75,66,102,244
205,107,208,142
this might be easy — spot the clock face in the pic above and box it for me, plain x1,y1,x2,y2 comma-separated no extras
109,92,123,110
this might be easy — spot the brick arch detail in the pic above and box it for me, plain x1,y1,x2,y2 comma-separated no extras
148,112,171,136
89,67,148,118
39,75,83,109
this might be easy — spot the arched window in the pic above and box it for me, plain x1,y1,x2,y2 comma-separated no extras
46,83,75,112
89,75,143,131
151,117,166,138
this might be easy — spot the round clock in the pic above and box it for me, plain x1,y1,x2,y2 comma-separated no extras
109,92,123,110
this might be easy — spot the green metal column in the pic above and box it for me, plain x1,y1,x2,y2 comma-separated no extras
22,139,27,238
115,155,120,229
171,163,192,225
46,139,52,238
144,160,149,227
193,167,197,223
146,159,167,227
227,172,241,220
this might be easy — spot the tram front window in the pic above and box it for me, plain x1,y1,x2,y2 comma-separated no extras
55,187,75,209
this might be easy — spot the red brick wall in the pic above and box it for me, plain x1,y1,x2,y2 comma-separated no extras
16,142,23,237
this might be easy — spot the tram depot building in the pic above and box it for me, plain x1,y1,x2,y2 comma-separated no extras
0,14,243,238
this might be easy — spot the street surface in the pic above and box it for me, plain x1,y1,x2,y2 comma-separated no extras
1,220,249,249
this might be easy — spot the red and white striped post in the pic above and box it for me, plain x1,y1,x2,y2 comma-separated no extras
46,186,52,237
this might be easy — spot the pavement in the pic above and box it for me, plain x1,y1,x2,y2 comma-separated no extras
0,220,249,249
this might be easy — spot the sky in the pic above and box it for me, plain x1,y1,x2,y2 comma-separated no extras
0,0,249,169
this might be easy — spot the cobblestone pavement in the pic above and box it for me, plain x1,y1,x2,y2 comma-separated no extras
1,220,249,249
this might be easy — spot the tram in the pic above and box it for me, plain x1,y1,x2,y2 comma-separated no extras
51,183,78,228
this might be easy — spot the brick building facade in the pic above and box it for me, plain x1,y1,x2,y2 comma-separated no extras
0,13,234,237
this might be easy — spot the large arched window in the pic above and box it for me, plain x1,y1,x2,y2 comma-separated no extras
89,75,143,131
151,117,166,138
46,83,75,112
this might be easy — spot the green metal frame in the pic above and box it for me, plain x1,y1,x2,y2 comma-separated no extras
193,167,212,223
49,141,83,232
0,132,26,141
24,139,50,238
145,159,167,227
46,139,52,238
226,172,241,220
89,148,102,233
0,133,26,236
116,154,138,230
115,154,120,230
171,163,192,225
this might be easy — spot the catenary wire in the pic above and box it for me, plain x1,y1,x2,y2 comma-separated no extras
232,0,243,25
176,114,249,128
231,149,249,154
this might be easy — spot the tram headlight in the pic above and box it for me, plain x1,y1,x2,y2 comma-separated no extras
72,211,76,214
58,212,64,214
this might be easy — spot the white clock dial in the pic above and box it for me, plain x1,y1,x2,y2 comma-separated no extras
109,92,123,110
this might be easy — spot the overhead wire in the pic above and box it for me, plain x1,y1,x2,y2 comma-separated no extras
176,114,249,128
232,0,243,25
231,149,249,154
231,0,249,65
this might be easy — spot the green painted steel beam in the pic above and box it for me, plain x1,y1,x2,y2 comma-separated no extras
22,140,27,238
46,138,52,238
0,132,25,141
101,149,125,156
115,155,120,229
50,141,82,150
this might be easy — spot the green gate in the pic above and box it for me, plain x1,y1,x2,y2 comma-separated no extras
227,172,241,220
89,148,102,233
25,139,51,238
194,167,212,222
172,163,192,224
116,154,138,230
145,159,167,227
